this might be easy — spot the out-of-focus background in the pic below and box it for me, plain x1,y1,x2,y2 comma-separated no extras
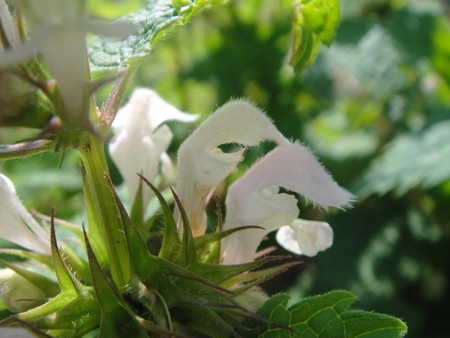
1,0,449,336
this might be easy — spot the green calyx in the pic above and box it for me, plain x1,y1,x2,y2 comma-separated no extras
0,173,296,337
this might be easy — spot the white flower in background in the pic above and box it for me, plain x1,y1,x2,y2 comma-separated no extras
220,143,351,265
109,88,199,210
0,0,138,127
176,100,290,237
0,174,50,255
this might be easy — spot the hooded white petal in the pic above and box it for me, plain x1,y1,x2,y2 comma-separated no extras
176,100,290,237
276,219,333,256
221,143,351,264
0,174,50,255
110,88,198,209
39,22,89,126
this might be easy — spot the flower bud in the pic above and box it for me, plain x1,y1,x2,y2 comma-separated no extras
0,70,53,128
0,269,45,312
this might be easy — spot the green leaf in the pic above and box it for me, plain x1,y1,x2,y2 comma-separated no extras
137,174,181,262
130,177,145,235
289,0,340,73
300,0,340,46
242,291,407,337
353,120,450,197
83,229,147,338
88,0,227,72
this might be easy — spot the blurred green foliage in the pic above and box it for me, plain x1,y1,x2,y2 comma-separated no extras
1,0,450,336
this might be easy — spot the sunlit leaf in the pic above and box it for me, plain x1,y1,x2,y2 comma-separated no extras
88,0,227,72
289,0,340,73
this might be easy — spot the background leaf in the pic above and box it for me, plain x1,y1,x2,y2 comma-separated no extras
88,0,227,72
354,120,450,197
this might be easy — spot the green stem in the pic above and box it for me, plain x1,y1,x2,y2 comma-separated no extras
77,133,130,290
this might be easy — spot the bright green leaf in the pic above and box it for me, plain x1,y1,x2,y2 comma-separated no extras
301,0,340,46
289,0,340,73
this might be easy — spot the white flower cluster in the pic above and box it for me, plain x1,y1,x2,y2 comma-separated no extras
109,89,352,265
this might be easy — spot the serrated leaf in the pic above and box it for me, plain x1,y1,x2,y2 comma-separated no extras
88,0,227,72
243,291,407,338
289,0,340,73
354,120,450,197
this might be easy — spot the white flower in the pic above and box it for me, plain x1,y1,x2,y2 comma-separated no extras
276,219,333,257
221,143,351,265
0,174,50,255
0,0,138,127
176,100,290,237
109,88,199,210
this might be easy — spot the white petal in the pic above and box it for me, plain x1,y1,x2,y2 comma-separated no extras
160,152,175,182
87,19,140,38
221,143,350,264
110,89,197,209
276,219,333,256
275,226,303,255
112,88,198,134
9,0,85,26
0,174,50,254
39,21,89,126
0,29,44,66
0,327,37,338
176,100,289,237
